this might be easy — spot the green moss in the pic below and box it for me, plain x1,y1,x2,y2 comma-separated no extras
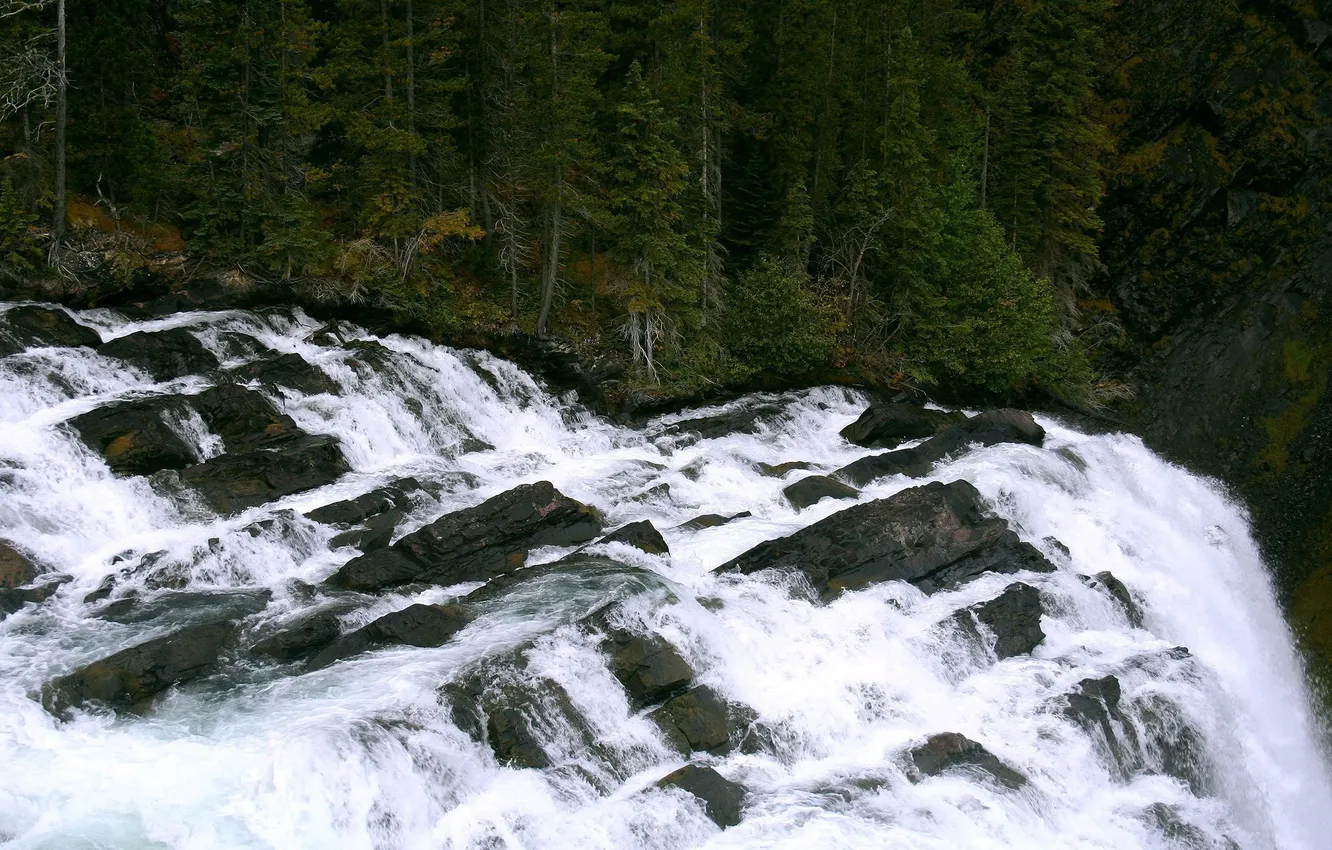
1285,339,1315,384
1256,341,1328,475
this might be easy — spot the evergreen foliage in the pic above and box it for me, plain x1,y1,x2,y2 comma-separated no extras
0,0,1147,399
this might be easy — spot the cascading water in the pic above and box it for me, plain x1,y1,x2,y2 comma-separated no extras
1,301,1329,850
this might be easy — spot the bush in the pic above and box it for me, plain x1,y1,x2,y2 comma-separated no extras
724,255,837,379
0,179,41,281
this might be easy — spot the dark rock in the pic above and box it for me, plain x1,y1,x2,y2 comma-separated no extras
755,460,814,477
629,482,672,502
99,328,220,381
252,611,340,661
329,509,402,552
650,685,731,754
326,481,602,593
971,582,1046,659
190,384,300,453
1087,571,1144,628
1063,675,1140,775
0,574,66,619
305,478,423,526
676,511,751,531
595,520,670,555
655,764,746,828
715,480,1054,599
836,409,1046,486
69,396,200,476
839,403,964,449
908,732,1028,790
666,403,785,440
177,434,351,514
42,621,236,716
783,475,860,510
226,352,339,396
1,306,101,349
305,603,474,670
600,627,694,708
0,539,38,588
94,589,271,625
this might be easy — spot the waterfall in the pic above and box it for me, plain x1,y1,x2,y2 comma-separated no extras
1,301,1328,849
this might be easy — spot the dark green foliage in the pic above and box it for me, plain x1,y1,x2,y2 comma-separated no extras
0,179,41,281
725,255,836,379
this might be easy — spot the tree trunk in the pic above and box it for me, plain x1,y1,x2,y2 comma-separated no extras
21,102,37,209
537,185,561,338
49,0,66,263
381,0,393,105
981,107,990,210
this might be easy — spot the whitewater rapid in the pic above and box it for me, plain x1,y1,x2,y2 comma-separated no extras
0,302,1328,849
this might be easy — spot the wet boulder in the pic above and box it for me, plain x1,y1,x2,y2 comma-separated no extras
99,327,220,381
650,685,731,755
326,481,602,593
587,615,695,708
907,732,1027,790
967,582,1046,659
69,396,200,476
41,620,236,717
665,402,785,440
328,509,402,552
249,611,343,661
1084,571,1144,628
715,480,1054,599
190,384,300,453
783,475,859,510
655,764,746,828
1063,675,1140,775
1,306,101,350
836,409,1046,486
839,403,964,449
305,478,424,526
0,539,39,588
676,511,751,531
177,434,351,514
0,580,61,619
594,520,670,555
755,460,814,478
305,603,474,670
226,352,339,396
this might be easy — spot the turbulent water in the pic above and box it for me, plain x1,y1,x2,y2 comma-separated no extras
1,302,1330,850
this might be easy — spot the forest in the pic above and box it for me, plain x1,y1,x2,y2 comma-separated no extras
0,0,1326,401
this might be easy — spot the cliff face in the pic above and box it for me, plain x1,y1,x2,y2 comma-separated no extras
1099,0,1332,685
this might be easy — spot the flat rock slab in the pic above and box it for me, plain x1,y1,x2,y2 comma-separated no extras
250,611,343,661
783,475,859,510
178,434,350,514
676,511,751,531
305,603,475,670
190,384,301,454
305,478,424,526
908,732,1027,790
69,396,200,476
650,685,731,754
99,327,220,381
1,306,101,350
42,620,236,717
839,403,964,449
715,480,1054,598
226,352,339,396
837,409,1045,486
326,481,602,593
656,764,746,828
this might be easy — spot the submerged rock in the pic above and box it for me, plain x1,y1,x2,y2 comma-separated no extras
69,396,200,476
650,685,731,754
1085,571,1145,628
326,481,602,593
596,620,695,708
782,475,859,510
177,433,351,514
99,327,220,381
839,403,964,449
42,621,236,716
655,764,746,828
305,603,475,670
714,480,1054,598
1,306,101,350
836,409,1046,486
665,403,785,440
754,460,814,478
1064,675,1140,776
594,520,670,555
907,732,1027,790
0,540,39,588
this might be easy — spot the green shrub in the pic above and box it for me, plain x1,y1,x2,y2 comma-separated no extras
725,255,837,379
0,179,41,280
